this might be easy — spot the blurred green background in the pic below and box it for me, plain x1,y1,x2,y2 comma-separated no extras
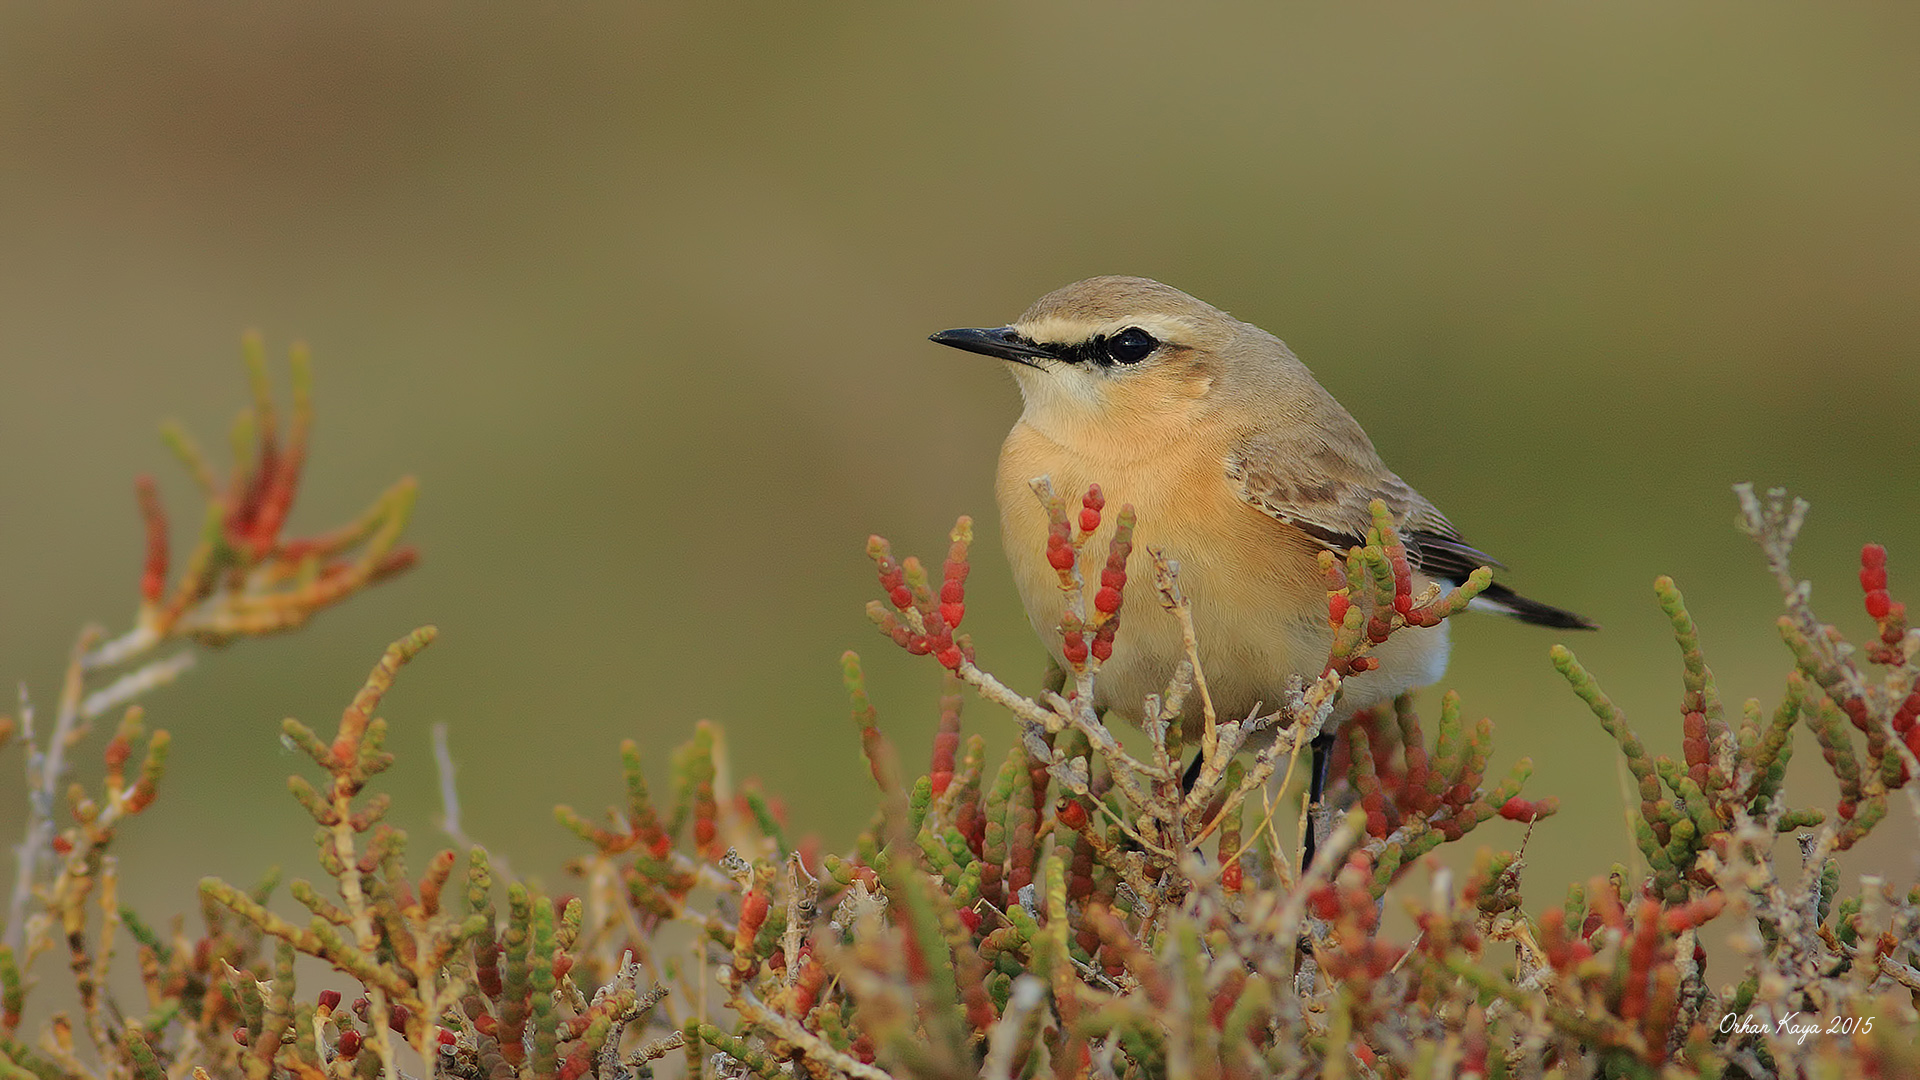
2,4,1916,924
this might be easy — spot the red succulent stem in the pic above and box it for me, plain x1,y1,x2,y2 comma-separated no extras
135,475,169,606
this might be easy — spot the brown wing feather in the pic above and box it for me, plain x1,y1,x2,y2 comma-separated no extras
1226,437,1597,630
1225,437,1477,580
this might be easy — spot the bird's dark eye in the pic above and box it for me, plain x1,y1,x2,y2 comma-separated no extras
1105,326,1158,365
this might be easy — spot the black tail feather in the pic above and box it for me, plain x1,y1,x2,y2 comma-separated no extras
1475,582,1598,630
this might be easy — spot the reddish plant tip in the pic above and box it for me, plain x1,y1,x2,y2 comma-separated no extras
1221,861,1243,893
1047,542,1076,572
438,1029,457,1047
318,989,342,1012
370,546,419,581
1389,544,1414,590
1091,616,1120,650
1866,590,1892,620
1062,636,1090,666
957,908,982,933
1079,507,1101,534
336,1030,362,1058
1328,594,1351,626
1843,697,1870,731
1862,543,1887,571
135,475,168,605
1896,691,1920,733
1082,484,1105,513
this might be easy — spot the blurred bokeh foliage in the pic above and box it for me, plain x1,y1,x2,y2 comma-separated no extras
1,4,1915,918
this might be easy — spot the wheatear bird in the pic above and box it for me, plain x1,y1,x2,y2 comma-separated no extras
931,276,1593,833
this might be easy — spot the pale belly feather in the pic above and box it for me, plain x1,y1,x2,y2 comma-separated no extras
996,422,1449,731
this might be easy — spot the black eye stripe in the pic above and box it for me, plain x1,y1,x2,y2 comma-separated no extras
1029,327,1161,367
1050,338,1105,366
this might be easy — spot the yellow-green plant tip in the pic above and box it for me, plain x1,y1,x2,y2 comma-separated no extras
229,406,256,469
1676,777,1720,845
840,650,868,698
241,328,269,375
122,1024,166,1080
307,918,408,997
139,729,171,779
284,718,333,767
247,942,297,1078
1816,859,1841,923
287,340,312,388
528,897,559,1079
742,787,787,857
1367,498,1395,536
363,478,419,561
1836,894,1863,937
917,831,962,886
553,805,599,843
1403,830,1444,863
159,420,219,495
908,775,933,835
695,1023,784,1079
288,878,347,926
1364,544,1396,600
1043,853,1069,929
1635,819,1667,869
0,949,21,1029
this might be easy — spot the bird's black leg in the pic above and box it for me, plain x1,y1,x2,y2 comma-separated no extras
1181,750,1205,792
1301,731,1336,871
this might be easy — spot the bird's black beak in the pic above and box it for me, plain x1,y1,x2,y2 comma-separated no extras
928,326,1055,366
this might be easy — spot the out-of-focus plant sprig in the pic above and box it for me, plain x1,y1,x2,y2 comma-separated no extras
0,339,418,1080
118,332,417,654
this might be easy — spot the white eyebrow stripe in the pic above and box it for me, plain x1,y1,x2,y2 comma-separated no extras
1015,314,1196,346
